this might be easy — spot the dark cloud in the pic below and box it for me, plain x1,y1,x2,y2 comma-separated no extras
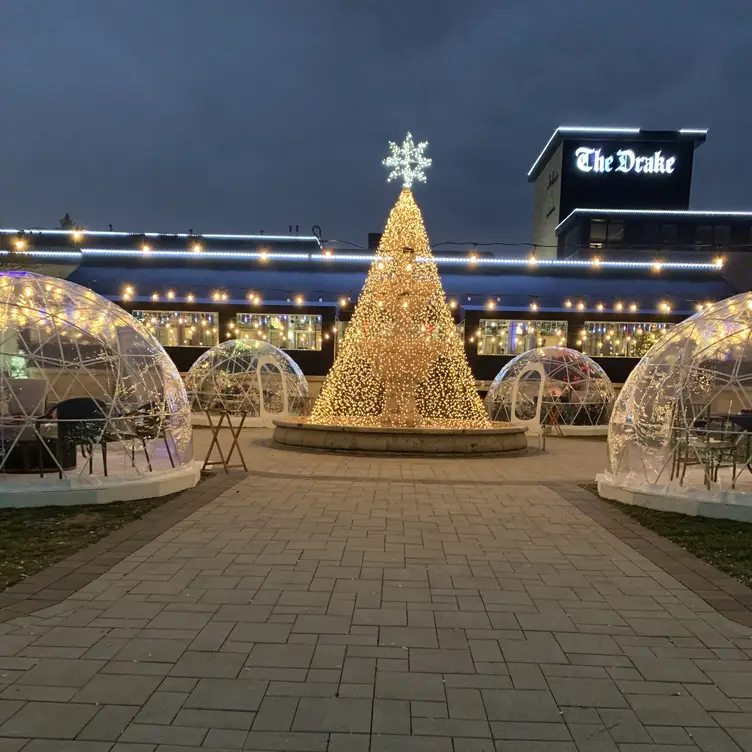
0,0,749,246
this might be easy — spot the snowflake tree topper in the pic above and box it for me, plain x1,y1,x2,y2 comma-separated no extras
382,132,432,189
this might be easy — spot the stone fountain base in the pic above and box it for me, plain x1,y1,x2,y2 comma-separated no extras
272,419,527,455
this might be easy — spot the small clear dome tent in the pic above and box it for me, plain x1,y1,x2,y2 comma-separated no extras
0,271,198,505
185,339,310,427
598,291,752,518
485,346,616,435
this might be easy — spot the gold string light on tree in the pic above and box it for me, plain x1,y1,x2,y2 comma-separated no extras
310,133,491,429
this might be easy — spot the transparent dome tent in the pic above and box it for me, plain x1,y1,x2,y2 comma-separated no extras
485,346,615,435
0,272,198,505
598,291,752,519
185,339,310,427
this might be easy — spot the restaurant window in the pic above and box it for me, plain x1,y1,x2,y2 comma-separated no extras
713,224,730,247
477,319,567,356
695,225,713,248
660,223,678,245
589,219,607,248
606,220,625,244
235,313,322,351
643,222,659,246
580,321,673,358
132,310,219,348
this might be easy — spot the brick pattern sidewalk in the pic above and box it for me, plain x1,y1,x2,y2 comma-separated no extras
0,464,751,750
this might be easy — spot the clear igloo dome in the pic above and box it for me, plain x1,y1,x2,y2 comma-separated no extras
185,339,309,426
602,291,752,504
0,272,195,499
485,346,615,432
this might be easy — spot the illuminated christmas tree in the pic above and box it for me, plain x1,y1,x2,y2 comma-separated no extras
310,133,490,428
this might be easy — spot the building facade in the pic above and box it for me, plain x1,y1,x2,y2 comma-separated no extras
1,126,749,388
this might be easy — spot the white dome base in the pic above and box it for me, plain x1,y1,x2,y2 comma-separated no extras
596,472,752,522
558,424,608,437
0,461,201,508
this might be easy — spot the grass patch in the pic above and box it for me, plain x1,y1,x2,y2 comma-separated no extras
581,483,752,588
0,497,171,591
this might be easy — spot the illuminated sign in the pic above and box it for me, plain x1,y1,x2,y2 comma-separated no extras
575,147,676,175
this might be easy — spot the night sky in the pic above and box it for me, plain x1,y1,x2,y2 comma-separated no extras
2,1,750,250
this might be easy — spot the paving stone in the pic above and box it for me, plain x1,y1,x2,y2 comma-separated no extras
380,627,437,648
631,656,711,683
597,708,652,743
292,697,371,732
493,742,576,751
370,735,452,752
115,638,191,663
688,726,747,751
373,698,410,734
500,634,567,664
246,644,314,668
0,701,23,724
0,701,98,739
409,648,475,674
243,730,328,750
481,689,561,722
292,615,351,634
204,727,248,749
342,656,376,683
174,706,255,729
546,677,628,708
412,700,448,718
447,687,487,720
253,696,298,730
707,671,752,699
489,721,572,740
169,650,245,678
118,721,207,746
375,671,446,701
74,673,162,705
184,677,266,711
78,704,139,741
134,691,188,724
566,723,619,751
328,732,371,752
626,693,717,726
228,622,293,643
16,657,104,687
22,743,114,752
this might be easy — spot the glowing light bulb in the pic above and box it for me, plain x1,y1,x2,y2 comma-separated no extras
72,231,82,242
193,243,202,253
615,301,623,311
486,300,495,310
577,301,585,311
564,299,572,308
340,298,347,307
449,300,457,309
142,244,151,254
596,303,604,311
14,238,25,251
167,290,175,300
295,296,303,305
187,293,195,302
530,302,538,311
630,303,637,312
151,293,159,301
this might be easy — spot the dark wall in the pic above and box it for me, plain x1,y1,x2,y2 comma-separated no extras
560,139,695,218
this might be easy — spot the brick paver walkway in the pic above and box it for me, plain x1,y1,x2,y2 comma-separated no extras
1,435,751,751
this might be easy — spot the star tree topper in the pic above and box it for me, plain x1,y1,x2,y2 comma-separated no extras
382,132,432,189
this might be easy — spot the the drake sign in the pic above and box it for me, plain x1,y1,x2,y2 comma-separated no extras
575,147,676,175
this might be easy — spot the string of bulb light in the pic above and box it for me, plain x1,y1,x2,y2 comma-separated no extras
119,286,707,314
